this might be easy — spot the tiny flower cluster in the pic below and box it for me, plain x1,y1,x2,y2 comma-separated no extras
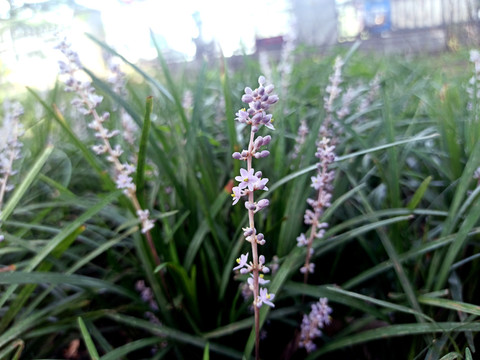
231,76,278,311
299,297,332,353
55,36,154,234
107,58,137,146
296,57,342,278
291,120,309,161
321,56,344,139
234,77,278,133
0,101,24,209
467,50,480,117
135,280,168,350
358,74,381,115
135,279,159,311
297,137,336,275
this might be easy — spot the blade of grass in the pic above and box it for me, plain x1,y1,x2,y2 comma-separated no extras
0,145,53,222
0,340,24,360
326,286,434,322
418,295,480,317
107,313,243,359
100,337,162,360
203,342,210,360
135,96,153,208
407,176,432,210
0,272,134,298
427,140,480,290
149,29,188,129
267,133,440,194
435,198,480,291
0,225,84,332
307,322,480,358
183,190,229,270
0,190,121,309
78,317,100,360
85,33,173,102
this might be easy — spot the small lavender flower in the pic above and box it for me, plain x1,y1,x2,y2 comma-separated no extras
257,287,275,308
231,75,278,359
55,36,155,236
299,298,332,353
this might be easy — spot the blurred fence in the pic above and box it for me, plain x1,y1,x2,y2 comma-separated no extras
391,0,476,29
332,0,479,53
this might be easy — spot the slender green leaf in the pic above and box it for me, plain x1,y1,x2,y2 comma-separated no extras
0,145,53,222
308,322,480,358
86,33,173,101
136,96,153,208
107,313,242,359
203,342,210,360
407,176,432,210
100,338,161,360
78,317,100,360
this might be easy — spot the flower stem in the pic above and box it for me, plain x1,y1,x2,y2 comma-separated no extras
247,129,261,360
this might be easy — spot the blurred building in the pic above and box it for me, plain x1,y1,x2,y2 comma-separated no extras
292,0,339,47
291,0,479,53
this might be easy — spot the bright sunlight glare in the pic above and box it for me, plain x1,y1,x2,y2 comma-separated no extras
76,0,290,60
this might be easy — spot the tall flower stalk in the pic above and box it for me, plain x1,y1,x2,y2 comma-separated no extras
0,101,24,211
0,101,24,243
231,75,278,359
299,297,332,353
296,137,336,281
55,37,159,265
296,57,342,283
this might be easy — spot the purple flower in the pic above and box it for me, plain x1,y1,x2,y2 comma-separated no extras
235,168,259,191
257,288,275,308
296,233,308,247
310,174,323,190
300,263,315,274
253,177,269,191
235,108,250,123
233,253,249,271
137,209,155,233
231,186,244,205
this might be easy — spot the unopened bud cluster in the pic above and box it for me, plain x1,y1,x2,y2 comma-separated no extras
231,76,278,309
55,37,154,233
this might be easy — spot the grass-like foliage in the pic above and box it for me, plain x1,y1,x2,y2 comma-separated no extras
0,33,480,360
